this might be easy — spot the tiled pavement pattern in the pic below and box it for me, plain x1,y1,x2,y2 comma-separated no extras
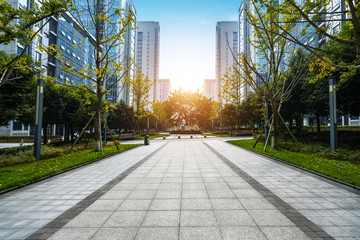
0,142,166,240
45,140,320,240
206,140,360,240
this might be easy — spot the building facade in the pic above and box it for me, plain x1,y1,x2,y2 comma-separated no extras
202,79,216,101
215,21,238,102
158,79,171,101
135,21,160,102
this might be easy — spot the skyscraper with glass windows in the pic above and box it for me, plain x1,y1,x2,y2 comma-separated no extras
215,21,238,103
135,21,160,102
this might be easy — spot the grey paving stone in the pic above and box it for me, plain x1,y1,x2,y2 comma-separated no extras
182,199,212,210
158,183,182,190
182,190,208,199
48,227,98,240
142,211,180,227
210,198,244,210
155,190,181,199
321,226,352,237
99,191,131,200
179,227,222,240
180,210,217,226
4,228,38,239
117,199,152,211
85,200,123,211
248,210,295,227
64,211,112,228
103,211,146,227
233,189,263,198
91,227,138,240
261,226,311,240
127,190,156,199
0,229,18,240
149,199,181,210
182,183,206,190
136,227,179,240
214,210,257,226
221,226,267,240
239,198,276,210
207,190,236,199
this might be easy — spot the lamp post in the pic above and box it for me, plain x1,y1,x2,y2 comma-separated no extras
329,78,338,151
33,68,44,161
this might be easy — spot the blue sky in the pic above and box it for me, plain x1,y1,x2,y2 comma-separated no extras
133,0,241,91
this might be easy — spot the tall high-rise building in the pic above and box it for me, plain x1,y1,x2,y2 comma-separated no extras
202,79,216,101
136,21,160,102
158,79,171,101
215,21,238,102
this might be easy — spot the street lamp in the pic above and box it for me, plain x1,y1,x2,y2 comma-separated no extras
329,78,338,151
33,67,45,161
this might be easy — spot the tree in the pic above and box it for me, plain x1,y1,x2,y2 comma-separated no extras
268,0,360,82
0,0,71,87
45,0,136,152
126,69,154,134
108,100,135,133
235,0,307,149
165,89,212,129
222,103,238,135
152,100,168,131
220,66,243,106
0,53,36,125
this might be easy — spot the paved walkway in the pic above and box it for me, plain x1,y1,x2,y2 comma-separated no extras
0,139,359,240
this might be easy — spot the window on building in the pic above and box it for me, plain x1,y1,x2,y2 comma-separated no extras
233,32,238,41
138,32,143,41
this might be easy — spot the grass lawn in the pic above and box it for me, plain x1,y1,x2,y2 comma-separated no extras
0,144,140,192
134,134,170,140
228,139,360,187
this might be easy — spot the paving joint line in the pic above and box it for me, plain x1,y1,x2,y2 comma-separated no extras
26,142,168,240
203,142,335,240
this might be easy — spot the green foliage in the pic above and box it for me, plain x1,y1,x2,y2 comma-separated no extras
0,53,37,125
0,0,72,86
108,100,135,132
165,89,212,129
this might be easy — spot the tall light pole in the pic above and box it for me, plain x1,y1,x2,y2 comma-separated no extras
329,78,338,151
34,68,44,161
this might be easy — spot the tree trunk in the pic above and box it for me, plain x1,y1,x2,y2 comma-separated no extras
271,100,279,149
296,113,301,133
43,123,48,145
316,114,321,133
94,95,103,151
70,125,74,141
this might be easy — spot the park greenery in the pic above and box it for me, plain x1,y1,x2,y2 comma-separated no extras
0,0,359,190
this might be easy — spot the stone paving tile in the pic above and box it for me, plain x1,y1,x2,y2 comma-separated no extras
0,142,166,239
47,227,98,240
214,210,257,226
261,226,311,240
142,211,180,227
182,199,212,210
180,210,218,227
179,227,222,240
91,228,138,240
221,226,267,240
206,140,360,239
117,199,152,211
135,227,179,240
102,211,146,227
